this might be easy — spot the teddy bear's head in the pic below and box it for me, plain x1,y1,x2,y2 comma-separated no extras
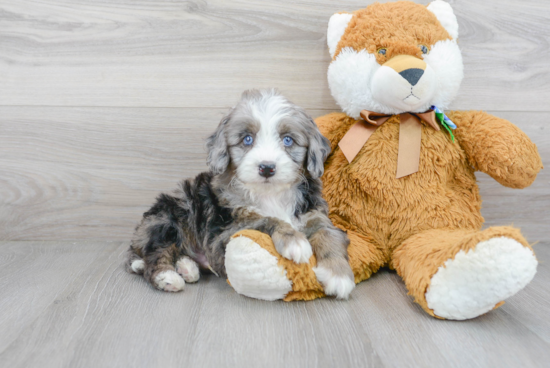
327,0,463,118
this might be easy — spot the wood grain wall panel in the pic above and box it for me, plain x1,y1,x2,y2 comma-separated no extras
1,0,549,110
0,107,216,240
1,107,547,241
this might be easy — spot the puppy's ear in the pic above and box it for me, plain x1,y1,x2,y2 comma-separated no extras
307,119,331,179
206,115,230,175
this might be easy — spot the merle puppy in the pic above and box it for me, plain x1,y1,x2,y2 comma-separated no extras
126,89,355,299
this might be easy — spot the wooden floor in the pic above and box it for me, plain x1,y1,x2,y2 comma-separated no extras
0,240,549,368
1,0,550,367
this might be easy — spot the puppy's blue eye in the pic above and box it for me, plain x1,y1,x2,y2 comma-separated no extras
282,136,293,147
243,135,253,146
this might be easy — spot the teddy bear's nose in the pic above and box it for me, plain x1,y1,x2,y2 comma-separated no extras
399,68,424,86
383,55,427,86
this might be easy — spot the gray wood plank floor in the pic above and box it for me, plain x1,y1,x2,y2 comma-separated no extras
0,240,549,368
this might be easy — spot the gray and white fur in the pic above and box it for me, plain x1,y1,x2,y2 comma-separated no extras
126,89,355,299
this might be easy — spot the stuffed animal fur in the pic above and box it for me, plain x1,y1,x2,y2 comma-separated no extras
224,0,543,320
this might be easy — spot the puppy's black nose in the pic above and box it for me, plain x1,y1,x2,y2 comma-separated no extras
399,68,424,86
259,162,276,178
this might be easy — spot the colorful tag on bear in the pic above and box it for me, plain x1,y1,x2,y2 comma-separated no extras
431,105,456,142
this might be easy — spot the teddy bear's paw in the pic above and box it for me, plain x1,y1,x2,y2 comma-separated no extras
276,232,313,264
313,264,355,299
226,235,292,301
425,237,537,320
154,270,185,292
176,256,200,283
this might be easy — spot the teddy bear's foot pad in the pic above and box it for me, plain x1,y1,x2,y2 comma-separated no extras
425,237,537,320
226,236,292,301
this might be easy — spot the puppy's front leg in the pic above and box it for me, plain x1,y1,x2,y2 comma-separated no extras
271,222,313,264
232,208,312,264
303,211,355,299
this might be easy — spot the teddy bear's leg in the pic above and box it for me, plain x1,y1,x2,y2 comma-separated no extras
225,229,324,301
346,229,388,284
225,228,386,301
392,226,537,320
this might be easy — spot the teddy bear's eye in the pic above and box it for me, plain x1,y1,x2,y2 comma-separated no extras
419,45,429,54
377,48,387,56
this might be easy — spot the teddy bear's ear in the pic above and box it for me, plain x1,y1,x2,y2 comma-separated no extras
327,12,353,58
427,0,459,40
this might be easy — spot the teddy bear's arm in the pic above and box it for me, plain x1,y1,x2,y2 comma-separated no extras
449,110,543,189
228,207,312,264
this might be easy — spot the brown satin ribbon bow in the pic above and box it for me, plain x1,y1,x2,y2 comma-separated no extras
338,110,440,179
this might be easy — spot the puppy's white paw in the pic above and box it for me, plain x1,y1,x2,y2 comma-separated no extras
176,256,200,283
154,270,185,292
130,259,145,274
281,236,313,264
313,266,355,299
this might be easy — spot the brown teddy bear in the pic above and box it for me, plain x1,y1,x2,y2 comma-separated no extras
224,0,543,320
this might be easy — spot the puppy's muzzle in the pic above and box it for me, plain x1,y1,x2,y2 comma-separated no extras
384,55,427,86
259,162,276,178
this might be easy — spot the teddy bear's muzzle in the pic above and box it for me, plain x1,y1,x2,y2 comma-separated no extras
371,54,436,111
384,54,426,73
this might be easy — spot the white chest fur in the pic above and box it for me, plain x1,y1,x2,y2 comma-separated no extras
251,190,300,229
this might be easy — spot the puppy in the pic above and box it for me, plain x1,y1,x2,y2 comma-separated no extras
126,89,355,299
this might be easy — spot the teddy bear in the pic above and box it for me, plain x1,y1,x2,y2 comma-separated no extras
223,0,543,320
